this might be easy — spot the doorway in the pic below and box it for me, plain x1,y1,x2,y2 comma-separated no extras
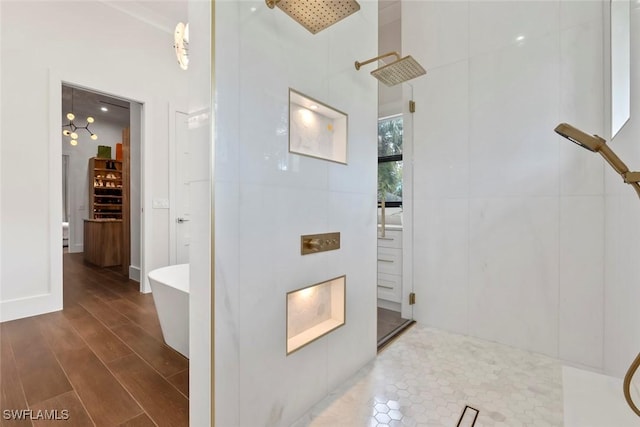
61,84,141,281
377,111,414,350
377,0,415,349
58,84,190,425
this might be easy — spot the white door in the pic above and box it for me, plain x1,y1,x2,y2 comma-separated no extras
175,111,191,264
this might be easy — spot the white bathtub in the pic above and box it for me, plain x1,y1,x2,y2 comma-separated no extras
148,264,189,358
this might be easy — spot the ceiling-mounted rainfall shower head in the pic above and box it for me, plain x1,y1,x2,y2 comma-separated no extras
355,51,426,86
266,0,361,35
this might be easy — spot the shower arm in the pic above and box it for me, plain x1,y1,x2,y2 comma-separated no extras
355,52,401,70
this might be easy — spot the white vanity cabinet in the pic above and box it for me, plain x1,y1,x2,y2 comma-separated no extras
377,229,402,306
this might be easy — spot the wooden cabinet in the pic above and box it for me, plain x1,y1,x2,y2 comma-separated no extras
83,219,122,267
89,157,123,219
377,229,403,305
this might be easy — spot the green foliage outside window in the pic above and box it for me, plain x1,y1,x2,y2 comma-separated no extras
378,116,403,205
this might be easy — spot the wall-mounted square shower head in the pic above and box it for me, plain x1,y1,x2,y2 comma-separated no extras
371,55,426,87
266,0,361,35
355,52,427,86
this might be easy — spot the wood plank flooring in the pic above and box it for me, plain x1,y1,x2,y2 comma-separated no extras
377,307,411,342
0,253,188,426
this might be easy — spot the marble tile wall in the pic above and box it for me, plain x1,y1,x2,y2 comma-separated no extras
402,0,640,376
213,1,378,425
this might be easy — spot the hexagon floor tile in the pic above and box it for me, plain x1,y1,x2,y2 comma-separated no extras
292,325,563,427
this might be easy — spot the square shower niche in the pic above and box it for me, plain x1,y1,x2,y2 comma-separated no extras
286,275,346,355
289,89,348,164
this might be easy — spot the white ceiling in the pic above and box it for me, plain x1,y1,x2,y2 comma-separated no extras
76,1,400,122
62,85,131,127
98,0,188,34
61,1,191,127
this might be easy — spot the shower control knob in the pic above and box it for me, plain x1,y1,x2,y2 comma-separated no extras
306,239,321,250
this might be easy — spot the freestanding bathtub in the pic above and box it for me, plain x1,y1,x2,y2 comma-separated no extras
148,264,189,358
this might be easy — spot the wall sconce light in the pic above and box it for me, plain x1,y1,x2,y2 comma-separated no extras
62,88,98,146
555,122,640,417
174,22,189,70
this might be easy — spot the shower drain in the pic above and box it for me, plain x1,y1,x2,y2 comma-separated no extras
455,405,479,427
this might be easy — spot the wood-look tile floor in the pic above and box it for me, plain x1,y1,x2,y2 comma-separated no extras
377,307,411,343
0,253,188,427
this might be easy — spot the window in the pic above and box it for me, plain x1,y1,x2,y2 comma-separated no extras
378,115,403,207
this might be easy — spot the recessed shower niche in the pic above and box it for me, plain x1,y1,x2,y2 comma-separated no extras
289,89,348,164
286,275,346,355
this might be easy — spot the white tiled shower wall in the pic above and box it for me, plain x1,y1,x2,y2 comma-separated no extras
214,1,378,425
404,0,640,377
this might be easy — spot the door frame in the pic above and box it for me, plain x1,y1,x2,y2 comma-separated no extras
168,106,189,265
49,70,148,297
400,83,414,321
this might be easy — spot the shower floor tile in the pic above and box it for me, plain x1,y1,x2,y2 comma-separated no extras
293,325,564,427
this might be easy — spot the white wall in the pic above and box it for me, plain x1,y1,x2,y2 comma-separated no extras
214,1,378,425
603,2,640,377
405,0,640,378
0,1,187,319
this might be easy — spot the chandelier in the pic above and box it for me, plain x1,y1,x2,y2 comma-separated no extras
62,88,98,146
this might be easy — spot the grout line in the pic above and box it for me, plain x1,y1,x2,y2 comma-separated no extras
117,413,159,427
71,303,188,397
166,368,190,400
62,255,189,420
557,6,562,363
28,318,99,427
466,0,471,337
66,256,188,386
61,307,156,426
3,325,35,427
70,255,167,349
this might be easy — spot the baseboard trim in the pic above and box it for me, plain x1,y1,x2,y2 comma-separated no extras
0,293,62,322
377,299,401,312
129,265,141,282
69,243,83,254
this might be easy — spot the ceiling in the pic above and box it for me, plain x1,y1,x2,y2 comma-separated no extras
68,0,398,124
62,85,131,127
61,2,190,127
98,0,188,34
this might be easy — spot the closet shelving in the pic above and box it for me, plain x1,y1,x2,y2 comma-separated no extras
89,157,123,219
